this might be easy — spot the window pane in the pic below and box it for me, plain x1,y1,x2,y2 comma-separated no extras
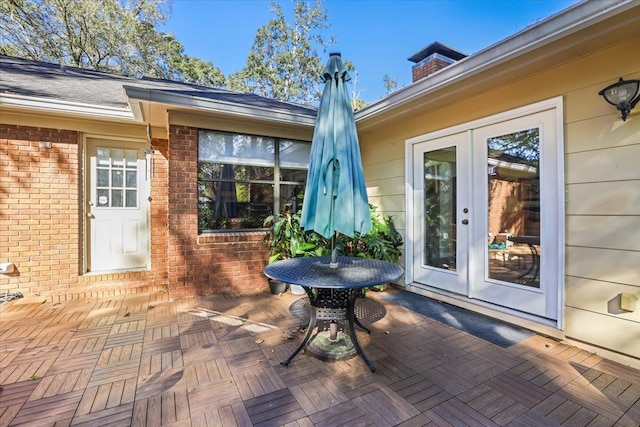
280,168,307,184
424,148,457,270
198,182,273,231
97,169,109,187
112,189,123,207
197,130,308,233
281,184,304,214
125,150,138,167
280,140,311,168
112,150,124,167
199,131,274,167
97,189,109,207
487,128,540,288
126,190,137,207
97,148,110,166
112,170,123,187
126,171,137,188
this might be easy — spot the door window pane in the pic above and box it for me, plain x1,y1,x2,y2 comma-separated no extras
112,170,123,187
112,189,123,207
126,171,137,188
95,147,139,208
487,128,540,288
423,147,457,270
126,190,137,208
97,169,109,187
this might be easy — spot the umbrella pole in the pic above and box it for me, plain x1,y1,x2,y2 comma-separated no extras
330,233,338,268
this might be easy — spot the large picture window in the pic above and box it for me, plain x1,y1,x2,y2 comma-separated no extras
198,130,310,232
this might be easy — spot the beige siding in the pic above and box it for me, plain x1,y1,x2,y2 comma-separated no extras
566,276,640,322
566,216,640,251
564,307,640,356
563,38,640,358
567,181,640,216
359,34,640,359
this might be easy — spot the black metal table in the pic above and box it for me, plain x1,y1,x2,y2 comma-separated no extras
264,256,403,372
508,235,541,281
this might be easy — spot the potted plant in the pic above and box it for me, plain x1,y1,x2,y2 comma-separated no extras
263,209,331,294
335,204,403,291
263,204,403,293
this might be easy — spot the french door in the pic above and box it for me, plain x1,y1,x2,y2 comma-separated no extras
409,100,563,321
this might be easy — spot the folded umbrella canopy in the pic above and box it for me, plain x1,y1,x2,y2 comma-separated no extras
300,52,372,266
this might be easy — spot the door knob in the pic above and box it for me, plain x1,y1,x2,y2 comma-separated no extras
87,213,95,219
461,219,469,225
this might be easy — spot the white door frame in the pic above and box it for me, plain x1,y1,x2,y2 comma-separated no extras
405,97,565,328
83,135,151,273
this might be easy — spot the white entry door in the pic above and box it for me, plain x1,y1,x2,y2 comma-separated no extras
86,138,150,272
410,100,563,321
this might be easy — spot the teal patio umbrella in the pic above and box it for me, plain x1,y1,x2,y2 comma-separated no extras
300,52,372,267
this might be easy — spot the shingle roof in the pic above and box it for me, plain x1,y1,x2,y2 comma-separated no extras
0,55,316,117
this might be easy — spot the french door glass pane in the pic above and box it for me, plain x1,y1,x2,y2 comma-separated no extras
487,128,541,288
423,148,457,270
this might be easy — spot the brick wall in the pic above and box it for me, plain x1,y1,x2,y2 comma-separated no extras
487,179,527,239
167,125,270,298
1,123,270,301
1,125,80,298
412,58,450,82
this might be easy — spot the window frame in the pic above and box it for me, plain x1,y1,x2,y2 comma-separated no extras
197,129,310,233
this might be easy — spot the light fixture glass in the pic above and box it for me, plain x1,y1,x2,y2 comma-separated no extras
599,78,640,121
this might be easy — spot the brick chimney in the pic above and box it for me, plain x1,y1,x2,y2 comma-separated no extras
408,42,467,82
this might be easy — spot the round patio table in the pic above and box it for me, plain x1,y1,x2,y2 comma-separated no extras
264,256,403,372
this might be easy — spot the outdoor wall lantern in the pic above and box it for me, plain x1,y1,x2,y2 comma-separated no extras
599,78,640,121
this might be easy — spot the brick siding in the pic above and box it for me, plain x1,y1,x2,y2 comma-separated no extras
1,124,268,301
412,58,450,82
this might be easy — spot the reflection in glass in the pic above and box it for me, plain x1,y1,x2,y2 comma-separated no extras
423,148,457,270
126,190,137,208
125,150,138,167
97,169,109,187
112,170,123,187
126,171,137,188
487,128,541,288
111,189,123,207
97,149,110,166
112,150,124,166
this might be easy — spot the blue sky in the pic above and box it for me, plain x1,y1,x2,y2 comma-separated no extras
163,0,578,103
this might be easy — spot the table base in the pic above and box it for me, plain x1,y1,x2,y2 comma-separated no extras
282,287,376,372
306,331,358,360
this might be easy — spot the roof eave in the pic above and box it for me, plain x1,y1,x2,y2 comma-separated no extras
0,93,135,120
355,0,638,124
124,86,317,127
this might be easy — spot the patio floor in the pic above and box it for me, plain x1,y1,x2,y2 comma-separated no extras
1,288,639,426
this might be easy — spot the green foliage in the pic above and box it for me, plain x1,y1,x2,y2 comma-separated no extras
383,74,398,95
263,210,331,263
336,204,403,264
0,0,225,87
263,204,403,266
228,0,334,104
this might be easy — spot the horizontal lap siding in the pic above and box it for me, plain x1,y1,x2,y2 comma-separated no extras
563,38,640,358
